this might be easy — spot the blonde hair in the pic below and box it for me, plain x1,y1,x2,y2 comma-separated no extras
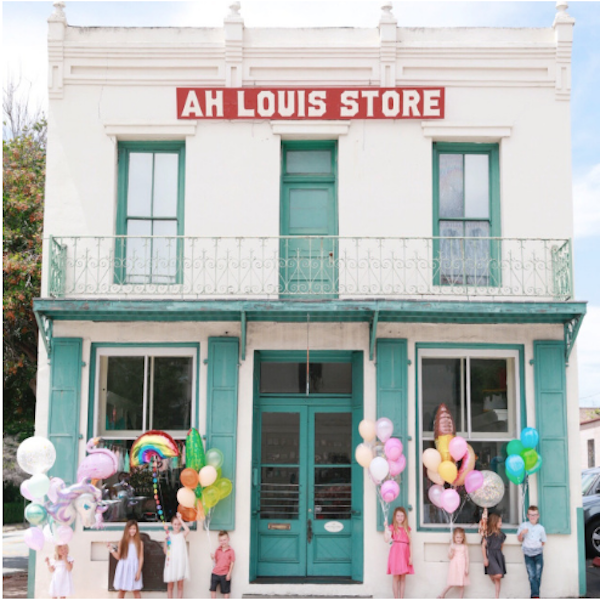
54,544,69,560
119,520,142,560
391,507,410,537
453,527,467,545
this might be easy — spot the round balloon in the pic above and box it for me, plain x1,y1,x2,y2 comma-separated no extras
526,454,543,475
422,448,442,472
55,525,73,545
465,470,484,494
24,527,44,551
20,480,35,502
438,461,458,485
17,437,56,476
202,485,220,509
384,438,403,462
389,455,406,477
449,436,467,462
522,449,539,472
441,488,460,513
520,427,539,449
176,487,196,508
177,504,198,522
355,444,374,468
358,419,377,442
27,474,51,499
505,454,525,481
469,470,505,508
427,469,445,486
205,448,224,469
180,468,199,489
369,456,390,483
46,478,65,504
428,484,444,508
506,439,525,457
380,480,400,503
199,465,218,487
25,503,48,526
43,524,55,544
507,469,525,485
376,418,394,443
215,478,233,500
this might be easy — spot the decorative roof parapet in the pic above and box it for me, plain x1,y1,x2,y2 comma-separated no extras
379,1,398,87
224,1,244,87
48,1,66,99
553,0,575,101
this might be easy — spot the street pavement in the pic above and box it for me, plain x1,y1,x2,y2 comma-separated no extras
3,525,28,575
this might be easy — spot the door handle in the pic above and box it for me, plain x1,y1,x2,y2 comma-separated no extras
307,518,313,544
351,509,362,516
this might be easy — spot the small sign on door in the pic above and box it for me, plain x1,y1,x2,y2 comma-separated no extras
324,521,344,533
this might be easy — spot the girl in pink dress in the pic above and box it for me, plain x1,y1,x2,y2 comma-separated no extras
438,527,470,598
384,507,414,599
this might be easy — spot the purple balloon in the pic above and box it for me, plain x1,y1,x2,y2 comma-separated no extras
380,480,400,503
441,488,460,513
388,454,406,477
428,484,444,508
24,527,45,551
384,438,403,462
20,480,34,501
465,469,484,494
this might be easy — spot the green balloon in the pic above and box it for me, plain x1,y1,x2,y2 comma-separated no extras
506,439,525,457
185,428,206,471
194,484,203,499
25,503,47,526
522,449,539,472
215,478,233,500
203,485,220,509
526,455,543,475
206,448,224,469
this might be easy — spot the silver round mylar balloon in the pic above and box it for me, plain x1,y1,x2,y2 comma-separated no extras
468,470,505,508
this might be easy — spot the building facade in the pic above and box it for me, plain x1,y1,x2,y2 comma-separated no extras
33,1,586,597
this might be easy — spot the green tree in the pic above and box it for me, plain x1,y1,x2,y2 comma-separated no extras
3,120,45,438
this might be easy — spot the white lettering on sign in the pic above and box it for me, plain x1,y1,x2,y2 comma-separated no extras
181,90,203,118
205,90,223,117
340,90,359,117
308,90,327,117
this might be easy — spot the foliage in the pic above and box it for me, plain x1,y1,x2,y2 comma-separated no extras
3,120,46,437
3,435,27,487
3,502,26,525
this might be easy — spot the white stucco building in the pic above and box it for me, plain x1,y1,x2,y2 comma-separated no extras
33,1,586,597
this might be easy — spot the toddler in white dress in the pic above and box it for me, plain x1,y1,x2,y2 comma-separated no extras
45,544,74,598
164,511,191,598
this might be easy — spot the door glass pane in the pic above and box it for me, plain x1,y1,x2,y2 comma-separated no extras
287,150,332,175
464,154,489,218
261,413,300,464
260,467,300,519
127,153,153,217
314,467,351,520
422,358,463,434
104,357,145,431
439,154,463,218
314,413,352,464
288,188,330,234
151,357,192,430
470,359,509,433
153,153,179,217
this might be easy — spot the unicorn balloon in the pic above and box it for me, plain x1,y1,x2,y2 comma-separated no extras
45,479,107,529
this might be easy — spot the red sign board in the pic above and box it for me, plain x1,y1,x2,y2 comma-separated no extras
176,87,444,120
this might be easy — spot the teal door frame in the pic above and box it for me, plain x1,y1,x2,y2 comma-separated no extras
250,350,364,582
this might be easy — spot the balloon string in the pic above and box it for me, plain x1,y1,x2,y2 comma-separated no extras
204,508,215,565
521,476,529,522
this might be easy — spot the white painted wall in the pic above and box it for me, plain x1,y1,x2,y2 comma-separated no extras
581,421,600,470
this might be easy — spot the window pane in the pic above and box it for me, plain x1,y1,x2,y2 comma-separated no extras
314,413,352,464
464,154,489,218
104,357,145,431
153,153,179,218
422,358,463,433
260,467,299,519
464,221,490,285
97,439,185,524
151,221,178,283
439,221,464,285
310,363,352,394
287,150,332,175
439,154,464,218
261,413,300,464
470,359,509,433
127,153,153,217
260,363,352,394
151,357,192,430
126,220,152,283
314,467,351,520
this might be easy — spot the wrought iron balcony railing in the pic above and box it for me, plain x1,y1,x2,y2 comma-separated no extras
48,235,572,301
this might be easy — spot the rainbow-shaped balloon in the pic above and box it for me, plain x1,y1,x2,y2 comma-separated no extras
130,430,180,468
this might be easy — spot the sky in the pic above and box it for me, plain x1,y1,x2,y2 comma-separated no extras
3,0,600,405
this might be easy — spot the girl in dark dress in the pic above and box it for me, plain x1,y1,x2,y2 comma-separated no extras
481,513,506,599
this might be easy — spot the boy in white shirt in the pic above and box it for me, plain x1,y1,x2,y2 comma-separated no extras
517,505,546,599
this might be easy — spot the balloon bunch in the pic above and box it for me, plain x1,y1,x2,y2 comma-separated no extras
505,427,542,485
355,418,406,522
18,436,113,552
176,428,233,527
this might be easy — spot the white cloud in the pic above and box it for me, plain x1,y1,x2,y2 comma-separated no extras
574,164,600,239
577,304,600,406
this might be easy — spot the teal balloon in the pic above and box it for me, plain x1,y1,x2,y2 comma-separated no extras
206,448,224,469
505,454,525,484
526,454,543,475
25,503,48,526
522,449,539,472
506,439,525,457
506,470,525,485
520,427,539,449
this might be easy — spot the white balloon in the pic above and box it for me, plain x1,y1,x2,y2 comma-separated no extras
199,465,218,487
422,448,442,472
43,524,55,544
369,456,390,483
427,469,445,486
27,474,51,498
17,437,56,475
376,418,394,443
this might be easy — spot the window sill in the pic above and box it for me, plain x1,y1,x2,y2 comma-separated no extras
104,121,197,140
271,120,351,139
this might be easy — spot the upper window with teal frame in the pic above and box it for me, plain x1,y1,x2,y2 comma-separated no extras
116,141,185,285
433,143,500,287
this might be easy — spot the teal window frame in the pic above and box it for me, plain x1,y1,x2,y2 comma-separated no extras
86,342,200,531
115,141,186,285
415,343,526,533
432,142,501,287
280,140,338,298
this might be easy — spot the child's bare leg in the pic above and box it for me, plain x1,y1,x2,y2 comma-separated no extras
167,582,174,598
458,585,464,599
391,575,399,598
133,592,141,599
492,575,501,598
117,592,125,599
177,580,184,598
210,592,216,599
438,585,451,598
399,574,406,599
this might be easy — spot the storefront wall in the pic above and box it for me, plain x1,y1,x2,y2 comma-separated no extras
33,320,580,598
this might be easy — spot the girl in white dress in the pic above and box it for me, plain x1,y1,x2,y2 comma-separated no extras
163,512,191,598
45,544,74,598
107,520,144,599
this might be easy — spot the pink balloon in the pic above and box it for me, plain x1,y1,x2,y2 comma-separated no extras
441,488,461,513
376,418,394,443
20,480,34,502
389,454,406,477
24,527,45,551
55,525,73,545
47,478,65,503
384,438,403,461
465,470,484,494
449,436,468,462
428,484,444,508
380,480,400,503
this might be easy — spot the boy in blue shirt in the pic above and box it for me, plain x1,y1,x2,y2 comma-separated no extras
517,505,547,598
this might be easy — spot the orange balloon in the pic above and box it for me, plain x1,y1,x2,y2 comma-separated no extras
180,468,199,488
177,504,197,522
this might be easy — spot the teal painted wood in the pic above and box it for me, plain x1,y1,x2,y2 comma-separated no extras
351,351,365,581
206,337,239,530
48,338,83,484
376,339,409,531
578,507,587,596
534,340,570,534
27,550,35,598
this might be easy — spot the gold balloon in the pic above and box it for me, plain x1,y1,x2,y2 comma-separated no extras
438,460,458,485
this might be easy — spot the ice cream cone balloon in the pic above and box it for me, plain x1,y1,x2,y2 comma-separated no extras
433,404,455,462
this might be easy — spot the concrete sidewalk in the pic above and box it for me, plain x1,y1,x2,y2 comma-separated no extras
3,525,28,599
